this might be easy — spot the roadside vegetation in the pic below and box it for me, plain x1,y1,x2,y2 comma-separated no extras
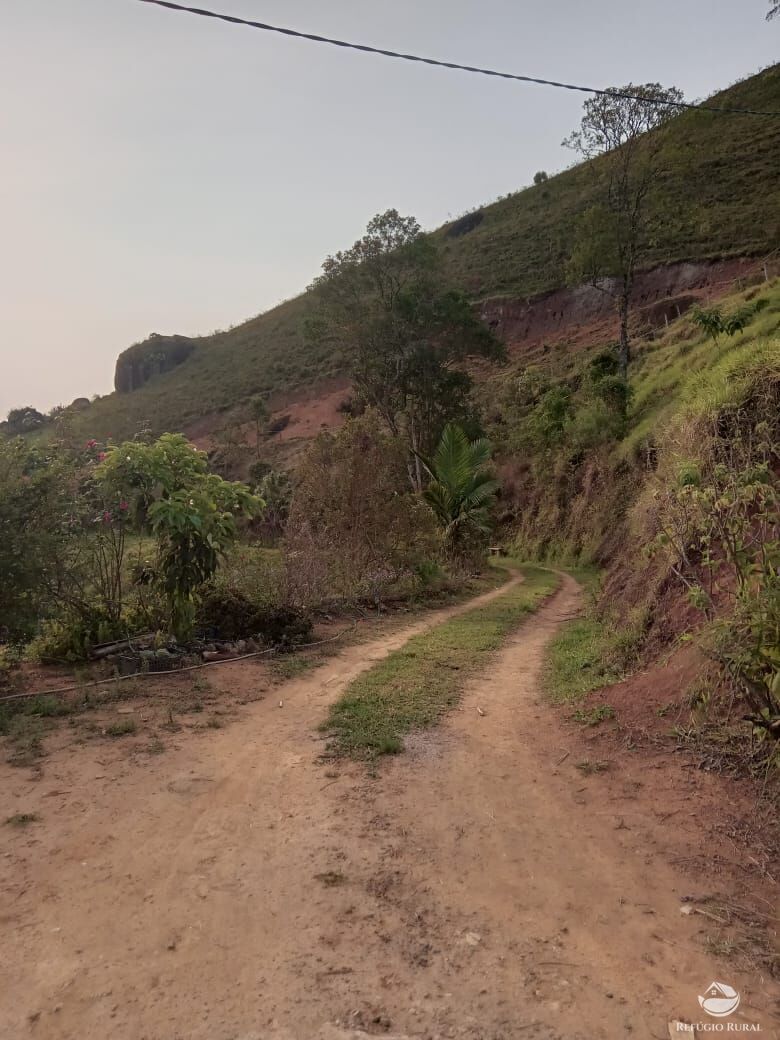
527,281,779,753
323,565,558,759
0,211,509,757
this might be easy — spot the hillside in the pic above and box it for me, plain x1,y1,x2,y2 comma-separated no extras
51,64,780,446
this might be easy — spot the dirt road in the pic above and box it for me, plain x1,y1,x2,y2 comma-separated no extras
2,574,777,1039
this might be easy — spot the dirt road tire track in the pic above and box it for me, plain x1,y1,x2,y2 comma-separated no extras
1,572,777,1039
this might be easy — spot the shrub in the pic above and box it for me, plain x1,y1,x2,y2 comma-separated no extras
284,412,440,607
651,357,780,738
196,586,311,646
28,613,118,663
690,299,769,342
98,433,262,640
418,424,499,564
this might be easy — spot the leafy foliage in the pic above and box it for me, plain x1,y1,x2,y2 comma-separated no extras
0,433,260,652
256,469,292,543
196,584,311,645
2,406,47,436
690,298,769,342
0,440,69,639
97,435,261,639
419,424,499,560
307,209,502,483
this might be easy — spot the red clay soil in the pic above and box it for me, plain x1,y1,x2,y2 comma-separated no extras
479,256,774,360
272,384,350,443
186,380,350,462
566,647,780,1000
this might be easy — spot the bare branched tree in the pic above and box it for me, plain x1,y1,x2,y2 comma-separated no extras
563,83,683,378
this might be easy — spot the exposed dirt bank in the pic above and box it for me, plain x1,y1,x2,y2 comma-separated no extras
480,255,776,358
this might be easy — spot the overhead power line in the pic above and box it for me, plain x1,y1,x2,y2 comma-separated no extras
134,0,780,118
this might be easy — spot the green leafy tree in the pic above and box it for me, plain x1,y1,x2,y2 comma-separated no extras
308,209,502,488
98,434,261,639
418,424,499,559
0,440,68,639
0,438,137,651
0,434,260,651
564,83,683,378
149,481,258,639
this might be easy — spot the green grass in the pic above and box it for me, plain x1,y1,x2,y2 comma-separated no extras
571,704,616,727
0,694,72,733
618,279,780,461
105,718,137,738
564,564,602,595
45,66,779,445
322,564,558,759
544,617,623,706
438,67,780,299
495,275,779,564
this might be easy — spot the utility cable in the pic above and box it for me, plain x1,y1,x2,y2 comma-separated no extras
134,0,780,118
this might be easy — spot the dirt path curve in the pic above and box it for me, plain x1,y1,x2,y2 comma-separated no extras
2,573,777,1039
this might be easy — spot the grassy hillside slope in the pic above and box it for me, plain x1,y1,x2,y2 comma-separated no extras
479,271,779,749
437,67,780,298
486,277,780,562
64,65,780,443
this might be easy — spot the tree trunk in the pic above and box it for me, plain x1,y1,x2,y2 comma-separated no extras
408,411,424,493
617,289,630,380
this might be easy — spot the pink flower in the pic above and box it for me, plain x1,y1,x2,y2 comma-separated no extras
119,500,129,512
85,439,98,449
97,451,107,462
102,510,112,524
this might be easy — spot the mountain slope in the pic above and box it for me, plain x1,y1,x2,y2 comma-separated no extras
62,65,780,443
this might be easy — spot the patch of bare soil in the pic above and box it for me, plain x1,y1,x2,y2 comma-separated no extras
480,256,772,361
567,643,780,973
1,575,778,1039
185,378,351,461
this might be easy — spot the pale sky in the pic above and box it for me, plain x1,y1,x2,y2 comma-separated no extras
0,0,777,417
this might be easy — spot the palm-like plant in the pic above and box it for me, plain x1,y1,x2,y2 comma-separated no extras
418,424,499,555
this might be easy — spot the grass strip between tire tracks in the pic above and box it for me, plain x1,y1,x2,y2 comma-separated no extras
322,564,559,759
